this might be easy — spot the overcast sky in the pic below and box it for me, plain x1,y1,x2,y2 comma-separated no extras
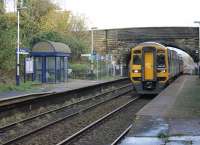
56,0,200,29
6,0,200,29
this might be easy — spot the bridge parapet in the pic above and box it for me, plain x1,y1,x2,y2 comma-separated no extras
92,27,199,62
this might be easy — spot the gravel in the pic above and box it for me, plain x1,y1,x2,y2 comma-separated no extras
9,91,134,145
65,97,151,145
0,86,131,144
0,80,130,129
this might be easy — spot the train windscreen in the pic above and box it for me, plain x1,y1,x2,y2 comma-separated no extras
133,55,141,65
157,54,165,68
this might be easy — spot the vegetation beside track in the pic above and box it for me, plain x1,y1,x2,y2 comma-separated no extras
0,81,40,92
0,0,89,85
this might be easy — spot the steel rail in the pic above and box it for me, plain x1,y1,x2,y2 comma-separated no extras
110,125,132,145
0,83,132,130
1,85,133,145
56,97,139,145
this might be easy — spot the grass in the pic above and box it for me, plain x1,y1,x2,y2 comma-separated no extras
0,81,40,93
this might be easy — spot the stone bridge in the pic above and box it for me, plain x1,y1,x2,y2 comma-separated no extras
92,27,199,62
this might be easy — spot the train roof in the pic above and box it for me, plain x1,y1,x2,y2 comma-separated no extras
138,42,166,48
167,46,195,68
167,46,186,55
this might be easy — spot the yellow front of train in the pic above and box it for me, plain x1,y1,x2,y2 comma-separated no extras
130,42,169,94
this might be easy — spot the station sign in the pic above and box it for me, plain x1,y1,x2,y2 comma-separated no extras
16,48,30,55
101,56,105,60
82,53,105,61
81,54,91,57
93,54,105,61
105,54,112,61
81,53,93,60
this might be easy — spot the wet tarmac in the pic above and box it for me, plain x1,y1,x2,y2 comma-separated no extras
119,136,200,145
119,75,200,145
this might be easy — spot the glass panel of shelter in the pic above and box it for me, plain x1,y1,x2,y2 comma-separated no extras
56,57,61,82
64,57,68,81
46,57,56,83
34,57,43,82
34,56,68,83
60,57,64,82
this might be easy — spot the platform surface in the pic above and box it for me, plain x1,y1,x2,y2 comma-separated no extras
0,79,106,100
120,75,200,145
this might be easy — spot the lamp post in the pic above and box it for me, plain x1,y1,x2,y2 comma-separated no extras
16,0,26,85
194,21,200,76
91,27,97,75
16,0,21,86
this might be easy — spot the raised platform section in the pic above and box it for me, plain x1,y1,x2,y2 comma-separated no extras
0,79,106,100
120,75,200,145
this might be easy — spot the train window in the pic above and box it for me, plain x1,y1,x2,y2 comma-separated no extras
157,54,165,67
133,55,141,65
134,50,141,54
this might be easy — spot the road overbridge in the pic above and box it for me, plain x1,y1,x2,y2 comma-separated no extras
92,27,199,62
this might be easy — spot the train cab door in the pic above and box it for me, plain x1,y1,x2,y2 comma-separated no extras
144,52,154,80
142,48,156,90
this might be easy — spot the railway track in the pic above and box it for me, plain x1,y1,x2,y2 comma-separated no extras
0,78,130,128
0,83,133,145
55,96,150,145
110,125,133,145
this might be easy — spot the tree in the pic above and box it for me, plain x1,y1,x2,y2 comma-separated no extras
23,0,57,21
0,0,5,14
39,10,71,34
0,0,90,84
0,13,16,71
19,0,58,45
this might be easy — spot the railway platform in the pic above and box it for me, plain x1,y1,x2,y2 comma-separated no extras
120,75,200,145
0,79,106,100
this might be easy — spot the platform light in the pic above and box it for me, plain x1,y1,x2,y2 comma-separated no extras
90,27,98,79
194,21,200,77
16,0,27,86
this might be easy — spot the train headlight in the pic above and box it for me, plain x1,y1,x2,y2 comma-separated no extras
157,68,166,73
162,69,166,73
133,69,141,73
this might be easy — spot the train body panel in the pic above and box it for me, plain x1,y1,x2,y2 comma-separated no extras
130,42,183,95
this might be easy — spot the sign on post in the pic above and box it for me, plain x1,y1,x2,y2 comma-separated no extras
96,54,100,61
25,57,34,74
16,48,30,55
81,54,91,57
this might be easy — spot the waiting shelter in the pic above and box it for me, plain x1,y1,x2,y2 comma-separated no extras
31,41,71,83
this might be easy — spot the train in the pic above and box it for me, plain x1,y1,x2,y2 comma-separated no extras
129,42,184,94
